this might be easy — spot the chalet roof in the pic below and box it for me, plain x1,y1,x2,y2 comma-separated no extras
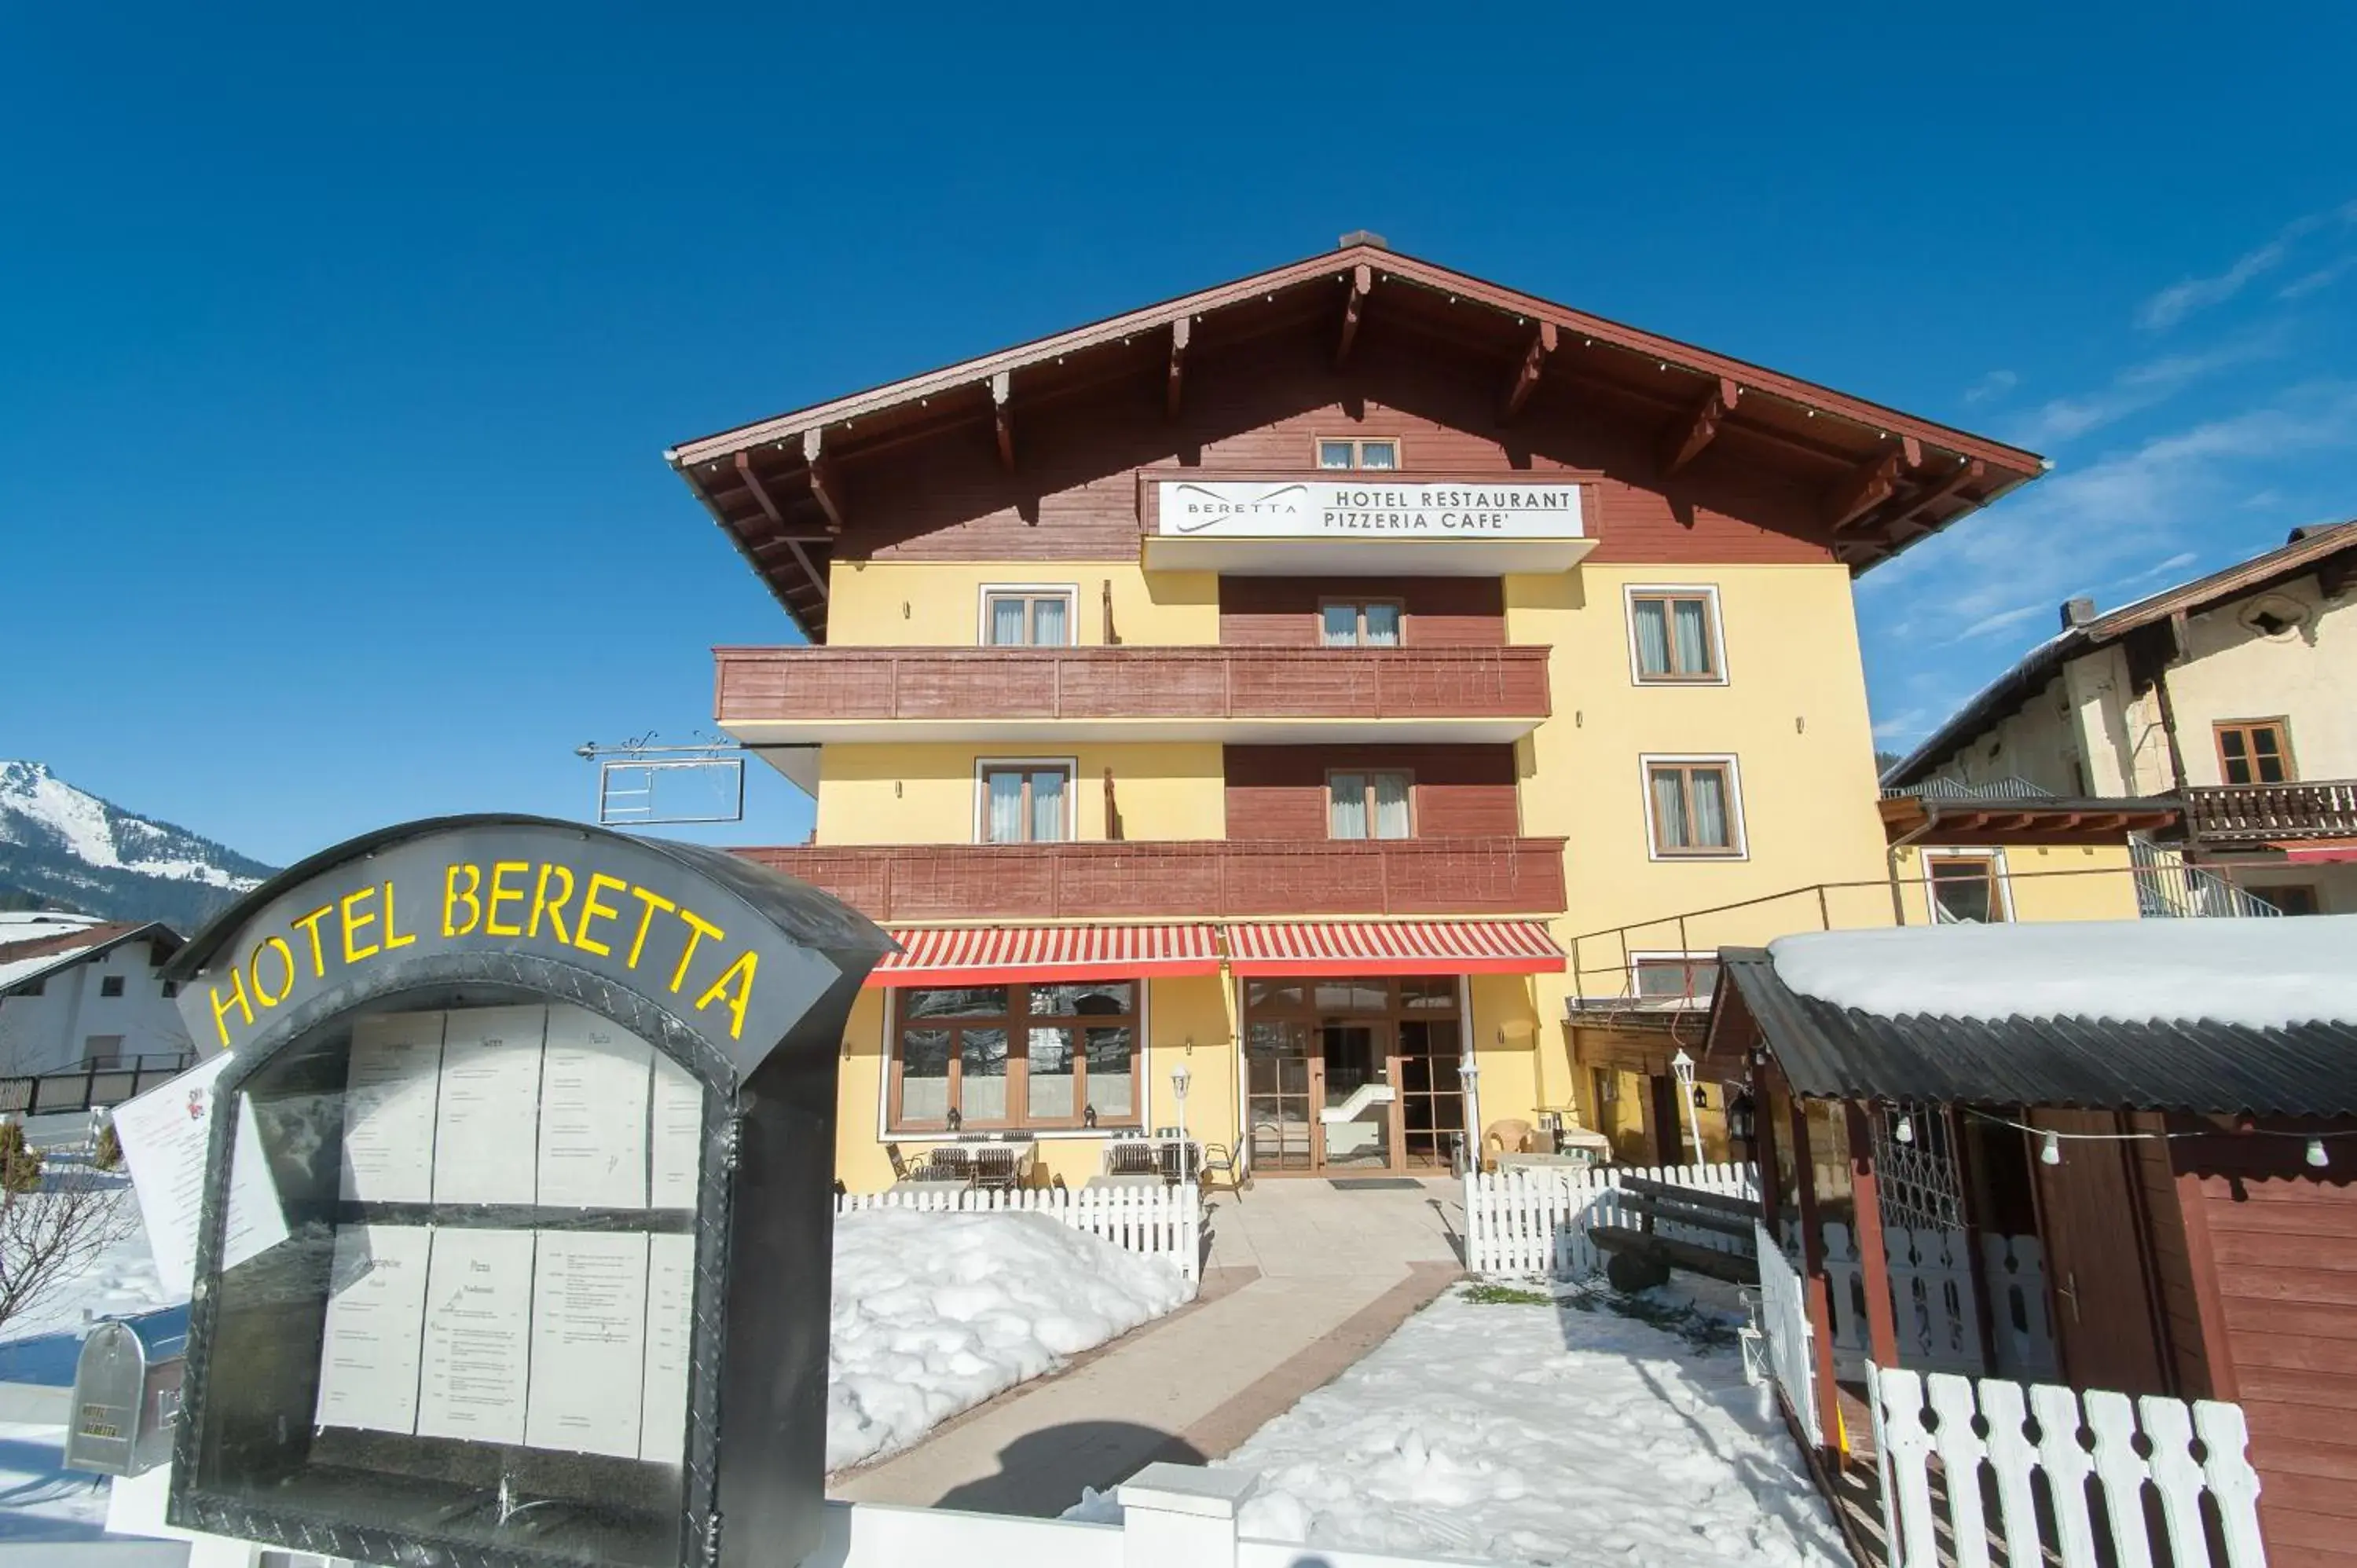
0,921,181,995
1884,518,2357,786
1708,918,2357,1114
664,238,2047,640
1876,791,2181,845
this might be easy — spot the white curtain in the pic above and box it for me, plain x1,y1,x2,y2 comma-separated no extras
1689,769,1729,848
1031,597,1067,647
1027,1026,1075,1119
1363,603,1402,647
1028,768,1065,841
1650,768,1689,847
1321,603,1358,647
990,597,1026,646
1373,771,1410,838
1633,600,1671,675
1672,599,1711,675
962,1030,1008,1123
986,770,1024,842
1329,772,1368,838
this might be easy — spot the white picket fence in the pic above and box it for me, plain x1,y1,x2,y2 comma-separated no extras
1823,1225,2058,1380
1461,1163,1758,1278
837,1183,1201,1284
1753,1220,1824,1445
1869,1365,2266,1568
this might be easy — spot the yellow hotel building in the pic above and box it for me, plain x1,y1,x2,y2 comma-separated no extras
663,237,2045,1190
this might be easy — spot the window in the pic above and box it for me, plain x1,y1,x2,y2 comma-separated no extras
1627,588,1723,683
1926,852,2010,925
891,981,1138,1131
1644,759,1743,857
99,975,126,998
2251,885,2321,916
981,587,1074,647
1314,437,1399,470
1319,600,1402,647
1329,770,1413,840
161,980,179,998
978,762,1072,843
2215,720,2295,786
1632,956,1720,1002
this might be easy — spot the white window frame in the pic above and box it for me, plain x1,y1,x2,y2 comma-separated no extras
1622,584,1729,687
1920,846,2017,925
874,976,1153,1141
1638,753,1749,861
972,757,1081,844
976,583,1080,647
1626,950,1721,1005
1311,435,1404,471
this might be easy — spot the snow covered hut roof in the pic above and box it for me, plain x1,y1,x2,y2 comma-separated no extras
0,921,181,996
1710,918,2357,1115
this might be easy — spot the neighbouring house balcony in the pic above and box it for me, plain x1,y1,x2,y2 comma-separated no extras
713,645,1552,749
734,836,1568,920
2183,780,2357,844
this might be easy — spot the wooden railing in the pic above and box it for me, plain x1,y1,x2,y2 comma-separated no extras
713,645,1550,724
2183,779,2357,841
735,837,1567,919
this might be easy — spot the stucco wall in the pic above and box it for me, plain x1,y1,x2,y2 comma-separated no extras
826,559,1219,649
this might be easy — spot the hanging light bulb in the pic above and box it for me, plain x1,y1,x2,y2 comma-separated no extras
2308,1138,2330,1170
1894,1112,1915,1145
2040,1130,2062,1166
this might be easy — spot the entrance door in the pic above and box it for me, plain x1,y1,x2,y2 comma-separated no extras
1314,1020,1395,1171
2029,1108,2172,1395
1244,1020,1314,1172
1396,1019,1464,1170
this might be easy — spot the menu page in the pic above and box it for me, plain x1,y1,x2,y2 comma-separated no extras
313,1224,432,1434
339,1012,446,1203
113,1053,291,1299
416,1228,534,1444
431,1006,548,1206
647,1051,704,1211
535,1007,651,1209
524,1232,649,1459
638,1232,695,1464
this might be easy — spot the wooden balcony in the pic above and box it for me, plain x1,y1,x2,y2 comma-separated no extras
734,837,1568,920
713,645,1551,745
2183,780,2357,844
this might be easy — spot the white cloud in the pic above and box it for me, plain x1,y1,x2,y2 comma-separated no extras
1871,709,1932,742
2003,330,2286,448
1952,603,2047,641
2138,200,2357,329
1962,369,2018,405
2280,253,2357,302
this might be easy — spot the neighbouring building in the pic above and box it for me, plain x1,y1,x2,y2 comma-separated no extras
664,236,2044,1190
1882,520,2357,915
0,915,196,1079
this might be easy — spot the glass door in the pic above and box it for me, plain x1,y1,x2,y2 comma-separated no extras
1315,1020,1395,1171
1245,1020,1314,1171
1396,1019,1464,1169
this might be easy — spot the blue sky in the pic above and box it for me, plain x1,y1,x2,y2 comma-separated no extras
5,3,2352,866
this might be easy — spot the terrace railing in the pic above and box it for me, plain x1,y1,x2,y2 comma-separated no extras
2183,778,2357,842
0,1053,195,1116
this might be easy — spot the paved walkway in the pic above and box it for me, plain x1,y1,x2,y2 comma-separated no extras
830,1175,1466,1515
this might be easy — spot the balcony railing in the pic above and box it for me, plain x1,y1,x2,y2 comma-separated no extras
735,837,1567,920
713,645,1550,727
2183,780,2357,843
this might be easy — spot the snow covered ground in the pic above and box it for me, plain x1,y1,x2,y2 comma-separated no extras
1073,1275,1846,1567
827,1207,1193,1471
0,1199,1189,1538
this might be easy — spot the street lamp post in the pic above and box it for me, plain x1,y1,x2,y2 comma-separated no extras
1670,1048,1706,1167
1171,1061,1192,1179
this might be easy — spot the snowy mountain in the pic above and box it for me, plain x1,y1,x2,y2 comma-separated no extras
0,761,277,934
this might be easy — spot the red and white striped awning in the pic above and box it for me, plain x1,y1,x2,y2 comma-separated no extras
869,924,1222,987
1224,920,1565,976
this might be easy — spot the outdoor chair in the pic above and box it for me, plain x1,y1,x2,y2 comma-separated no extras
1087,1139,1165,1190
922,1145,976,1181
886,1143,914,1181
970,1143,1023,1192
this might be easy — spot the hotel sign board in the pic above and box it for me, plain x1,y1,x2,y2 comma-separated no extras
148,814,892,1568
1146,477,1594,575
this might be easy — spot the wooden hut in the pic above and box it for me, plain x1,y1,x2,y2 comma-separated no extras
1703,914,2357,1566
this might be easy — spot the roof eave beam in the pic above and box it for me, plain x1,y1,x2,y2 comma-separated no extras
1166,318,1189,420
1335,265,1372,367
1659,377,1743,477
735,452,829,603
992,372,1015,471
1499,321,1558,425
1825,438,1922,530
801,428,846,535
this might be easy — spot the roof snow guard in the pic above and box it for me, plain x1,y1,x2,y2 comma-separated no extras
1710,917,2357,1115
665,240,2045,641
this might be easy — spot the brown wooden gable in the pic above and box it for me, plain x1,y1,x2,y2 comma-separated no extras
669,240,2047,641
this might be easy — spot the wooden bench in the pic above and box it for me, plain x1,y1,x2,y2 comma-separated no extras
1589,1177,1762,1291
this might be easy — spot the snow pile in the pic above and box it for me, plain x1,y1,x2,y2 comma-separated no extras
827,1208,1190,1472
1072,1280,1843,1568
1770,915,2357,1028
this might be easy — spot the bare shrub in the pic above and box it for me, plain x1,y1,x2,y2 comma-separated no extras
0,1160,140,1335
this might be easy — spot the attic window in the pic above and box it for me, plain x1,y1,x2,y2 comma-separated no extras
1315,438,1399,471
2238,595,2308,639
